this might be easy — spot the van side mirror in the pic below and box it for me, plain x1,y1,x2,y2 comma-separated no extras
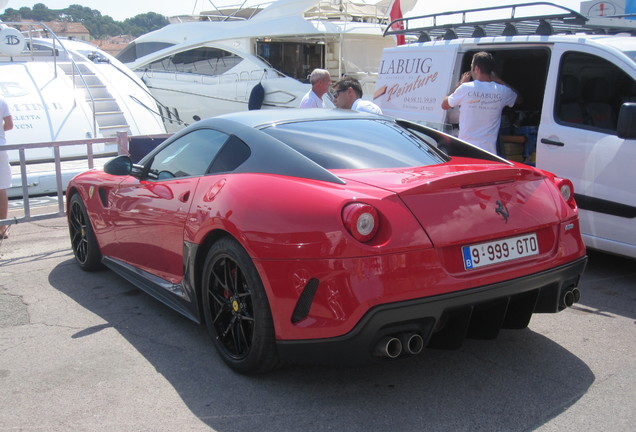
617,102,636,139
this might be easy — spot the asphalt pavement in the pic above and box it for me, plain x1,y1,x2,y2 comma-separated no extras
0,216,634,432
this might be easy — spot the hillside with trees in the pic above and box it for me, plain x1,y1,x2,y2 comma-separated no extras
0,3,168,38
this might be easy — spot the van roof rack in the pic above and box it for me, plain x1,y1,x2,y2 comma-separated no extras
385,2,636,42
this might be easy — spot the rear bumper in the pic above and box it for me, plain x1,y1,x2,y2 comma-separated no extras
276,256,587,365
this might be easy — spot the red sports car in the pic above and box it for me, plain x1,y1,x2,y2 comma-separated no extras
67,109,587,374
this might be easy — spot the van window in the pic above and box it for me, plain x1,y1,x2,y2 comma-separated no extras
556,52,635,133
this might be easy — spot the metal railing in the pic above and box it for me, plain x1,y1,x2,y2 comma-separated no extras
1,132,131,228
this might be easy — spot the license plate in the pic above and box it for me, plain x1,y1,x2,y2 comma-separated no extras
462,233,539,270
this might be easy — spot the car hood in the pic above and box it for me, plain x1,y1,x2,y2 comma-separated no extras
337,160,562,247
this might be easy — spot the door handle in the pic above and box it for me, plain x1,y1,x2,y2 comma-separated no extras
541,138,565,147
179,191,190,202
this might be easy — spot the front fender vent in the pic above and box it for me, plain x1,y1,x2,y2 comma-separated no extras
98,187,109,207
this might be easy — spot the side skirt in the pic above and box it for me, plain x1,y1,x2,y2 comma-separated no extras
102,256,201,324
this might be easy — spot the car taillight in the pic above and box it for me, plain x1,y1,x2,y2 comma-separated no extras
342,203,379,243
555,177,576,209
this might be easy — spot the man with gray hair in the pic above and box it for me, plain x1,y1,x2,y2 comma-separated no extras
299,68,331,108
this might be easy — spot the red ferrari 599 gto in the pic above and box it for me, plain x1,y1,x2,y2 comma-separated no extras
67,109,587,374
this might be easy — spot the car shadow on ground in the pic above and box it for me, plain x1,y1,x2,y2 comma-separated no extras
48,258,594,432
575,249,636,320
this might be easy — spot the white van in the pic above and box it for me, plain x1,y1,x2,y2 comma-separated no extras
375,3,636,259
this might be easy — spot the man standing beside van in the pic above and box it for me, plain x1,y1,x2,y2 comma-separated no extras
441,51,519,154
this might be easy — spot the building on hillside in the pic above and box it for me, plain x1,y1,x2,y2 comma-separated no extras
13,20,92,41
92,35,134,57
43,21,91,41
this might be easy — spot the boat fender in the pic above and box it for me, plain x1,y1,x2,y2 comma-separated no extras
248,83,265,110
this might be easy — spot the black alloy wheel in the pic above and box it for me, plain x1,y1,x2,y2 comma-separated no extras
68,193,103,271
202,237,280,374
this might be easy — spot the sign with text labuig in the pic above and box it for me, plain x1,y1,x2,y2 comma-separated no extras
374,44,458,126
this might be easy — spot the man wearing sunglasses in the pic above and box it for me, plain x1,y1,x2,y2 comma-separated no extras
332,78,383,114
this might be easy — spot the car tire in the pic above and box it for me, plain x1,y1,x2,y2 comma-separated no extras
68,193,103,271
202,237,281,374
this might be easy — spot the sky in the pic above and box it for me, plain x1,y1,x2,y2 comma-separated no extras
2,0,584,22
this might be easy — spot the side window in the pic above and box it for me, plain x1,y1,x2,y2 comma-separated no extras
556,52,635,132
148,129,229,179
147,47,243,76
117,42,175,64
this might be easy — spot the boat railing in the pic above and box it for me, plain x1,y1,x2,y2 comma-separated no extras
1,132,169,228
151,68,274,84
169,1,274,23
2,21,103,138
308,0,389,23
168,0,390,24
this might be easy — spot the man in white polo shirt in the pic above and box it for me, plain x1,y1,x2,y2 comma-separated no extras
299,69,332,108
442,51,520,155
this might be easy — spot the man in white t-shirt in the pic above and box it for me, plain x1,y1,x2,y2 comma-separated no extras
332,77,383,114
441,51,519,154
299,69,331,108
1,95,14,239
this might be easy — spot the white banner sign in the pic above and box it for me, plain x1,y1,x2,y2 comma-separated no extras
374,45,458,125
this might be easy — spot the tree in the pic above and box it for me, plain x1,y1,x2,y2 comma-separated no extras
1,8,21,21
0,3,169,39
123,13,169,37
31,3,59,21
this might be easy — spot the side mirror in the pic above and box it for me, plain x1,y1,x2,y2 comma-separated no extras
617,102,636,139
104,155,133,176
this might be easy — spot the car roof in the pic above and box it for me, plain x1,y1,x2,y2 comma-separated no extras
211,108,385,129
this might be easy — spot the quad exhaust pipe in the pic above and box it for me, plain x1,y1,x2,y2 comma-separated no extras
560,287,581,308
374,336,402,359
401,332,424,355
374,332,424,359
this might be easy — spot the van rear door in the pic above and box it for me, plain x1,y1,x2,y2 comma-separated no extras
375,44,458,129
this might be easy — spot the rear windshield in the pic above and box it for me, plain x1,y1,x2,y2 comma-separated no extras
261,118,446,169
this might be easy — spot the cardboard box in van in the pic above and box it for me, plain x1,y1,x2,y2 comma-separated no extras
376,2,636,259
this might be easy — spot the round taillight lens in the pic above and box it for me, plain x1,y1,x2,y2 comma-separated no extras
555,178,576,208
560,184,572,202
342,203,380,243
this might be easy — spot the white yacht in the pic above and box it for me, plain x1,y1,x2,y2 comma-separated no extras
0,23,166,155
0,6,167,197
117,0,406,132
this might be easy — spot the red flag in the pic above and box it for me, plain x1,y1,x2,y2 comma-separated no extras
389,0,405,45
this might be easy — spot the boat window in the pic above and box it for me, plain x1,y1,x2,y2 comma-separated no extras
261,119,446,169
116,42,175,64
147,129,229,179
145,47,243,76
25,42,58,56
257,41,324,81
